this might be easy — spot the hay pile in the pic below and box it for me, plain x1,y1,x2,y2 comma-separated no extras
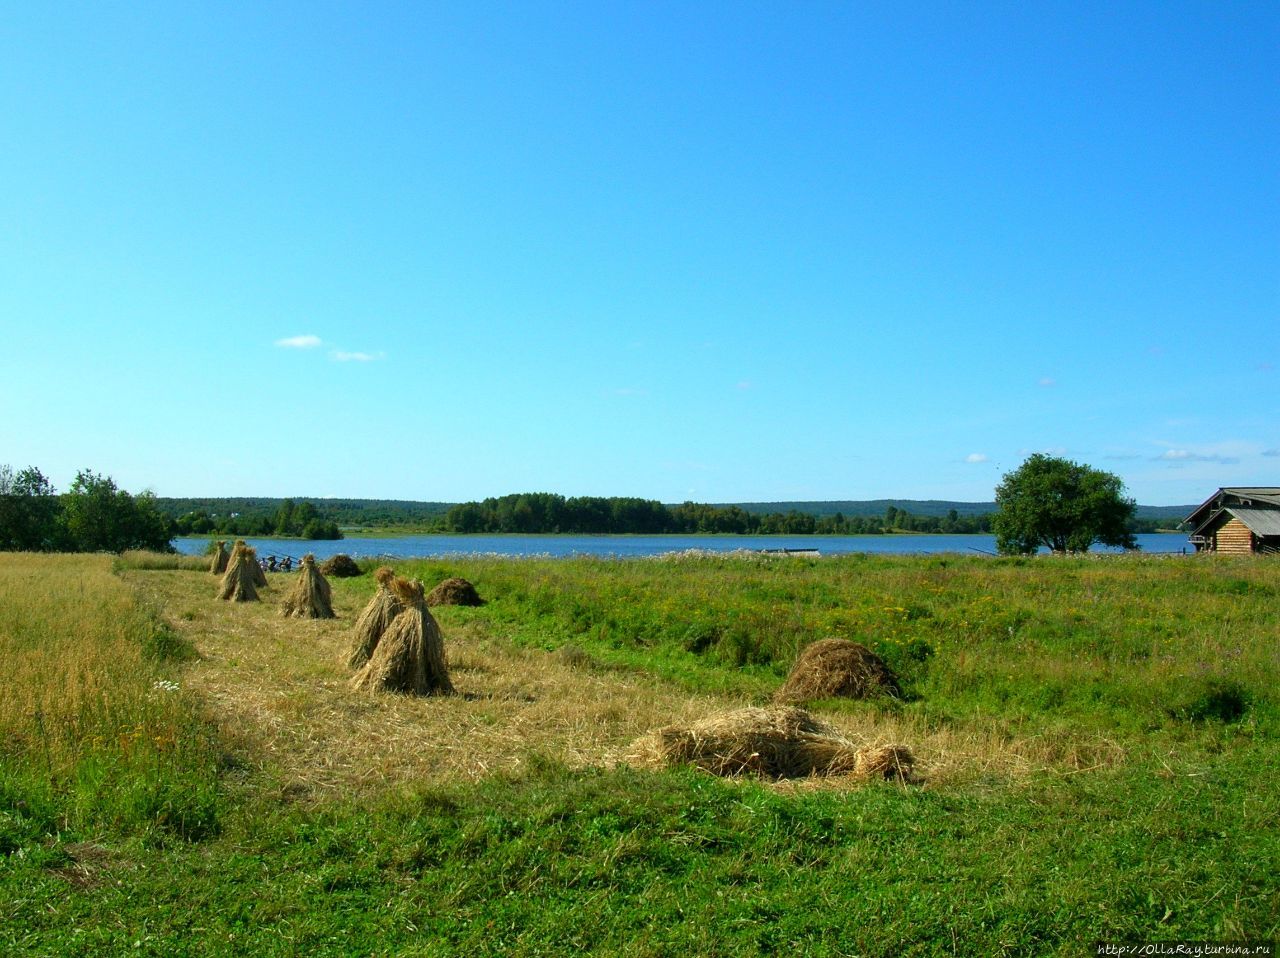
426,577,484,607
320,554,362,578
774,638,901,704
349,575,453,696
217,543,260,602
281,554,335,619
628,705,914,781
346,567,404,669
209,540,229,575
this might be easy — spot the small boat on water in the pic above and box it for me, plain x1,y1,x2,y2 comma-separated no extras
758,547,820,557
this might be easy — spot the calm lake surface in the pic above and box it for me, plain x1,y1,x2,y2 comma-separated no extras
174,532,1192,560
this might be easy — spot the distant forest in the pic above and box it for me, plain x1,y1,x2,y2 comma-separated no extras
441,494,994,535
156,494,1187,538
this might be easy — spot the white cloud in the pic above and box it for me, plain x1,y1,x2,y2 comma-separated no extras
331,350,384,362
275,334,322,349
736,380,754,391
1037,377,1056,387
965,453,988,464
1155,449,1239,465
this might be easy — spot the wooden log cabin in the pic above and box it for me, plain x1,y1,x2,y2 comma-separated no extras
1185,487,1280,555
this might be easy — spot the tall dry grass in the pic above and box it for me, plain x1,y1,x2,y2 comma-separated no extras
0,553,220,840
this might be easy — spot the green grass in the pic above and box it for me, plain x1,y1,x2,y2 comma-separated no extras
388,553,1279,733
1,551,1277,955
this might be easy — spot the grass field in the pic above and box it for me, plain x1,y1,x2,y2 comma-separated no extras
1,550,1276,955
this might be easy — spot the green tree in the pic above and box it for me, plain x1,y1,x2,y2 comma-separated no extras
62,469,174,553
274,499,296,535
993,454,1137,555
0,465,61,550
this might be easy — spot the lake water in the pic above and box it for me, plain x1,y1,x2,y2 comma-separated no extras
173,532,1192,561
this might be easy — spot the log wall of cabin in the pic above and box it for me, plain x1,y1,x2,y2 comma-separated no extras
1214,518,1254,555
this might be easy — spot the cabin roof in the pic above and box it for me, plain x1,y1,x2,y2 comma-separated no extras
1223,507,1280,537
1184,487,1280,528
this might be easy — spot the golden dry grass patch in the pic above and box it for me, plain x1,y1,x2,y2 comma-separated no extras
123,566,1131,799
126,569,735,797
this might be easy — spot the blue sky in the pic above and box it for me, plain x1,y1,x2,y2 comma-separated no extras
1,2,1275,506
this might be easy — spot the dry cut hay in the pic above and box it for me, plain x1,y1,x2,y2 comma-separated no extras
774,638,901,704
425,577,484,607
280,554,335,619
209,540,229,575
217,544,260,603
854,745,916,781
346,566,403,669
349,576,453,696
320,554,362,578
628,705,914,781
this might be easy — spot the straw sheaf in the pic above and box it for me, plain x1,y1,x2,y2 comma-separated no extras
281,554,335,620
217,544,260,603
774,638,901,704
209,541,229,575
390,576,426,607
349,601,453,697
346,575,406,670
628,705,914,781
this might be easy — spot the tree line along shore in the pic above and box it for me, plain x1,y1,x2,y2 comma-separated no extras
3,461,1183,554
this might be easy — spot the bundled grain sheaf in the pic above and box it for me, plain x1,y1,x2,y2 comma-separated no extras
773,638,900,704
209,540,229,575
346,567,403,669
628,705,914,781
217,544,260,603
349,576,453,696
232,539,268,588
281,554,334,619
425,577,483,607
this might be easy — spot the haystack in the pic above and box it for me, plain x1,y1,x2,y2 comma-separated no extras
628,705,914,781
233,539,268,588
773,638,901,704
349,576,453,696
346,567,404,669
209,540,229,575
426,577,483,607
320,553,362,578
217,543,260,602
281,554,335,619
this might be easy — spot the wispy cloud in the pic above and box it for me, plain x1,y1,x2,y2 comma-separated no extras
1264,449,1280,458
331,350,384,362
1154,449,1239,465
1037,377,1056,387
612,387,649,397
735,380,754,391
965,453,988,464
275,334,323,349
